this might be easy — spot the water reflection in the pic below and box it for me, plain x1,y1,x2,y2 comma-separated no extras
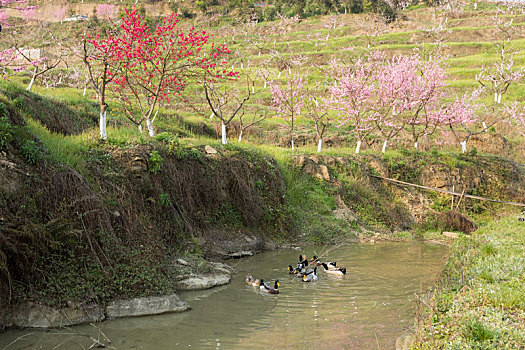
0,242,446,349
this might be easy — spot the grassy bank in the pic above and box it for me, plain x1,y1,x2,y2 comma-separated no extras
413,215,525,349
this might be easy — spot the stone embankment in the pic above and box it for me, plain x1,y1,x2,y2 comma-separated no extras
4,263,231,328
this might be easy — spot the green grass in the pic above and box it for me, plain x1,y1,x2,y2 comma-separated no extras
414,215,525,349
26,118,90,172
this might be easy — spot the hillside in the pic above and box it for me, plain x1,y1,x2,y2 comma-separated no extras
0,0,524,341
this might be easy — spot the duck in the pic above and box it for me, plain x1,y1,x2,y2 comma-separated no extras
245,274,260,287
321,263,346,276
310,256,337,269
302,267,318,282
309,255,320,265
259,279,280,294
298,254,308,269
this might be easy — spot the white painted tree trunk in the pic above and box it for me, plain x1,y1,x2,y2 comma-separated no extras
146,118,154,137
355,140,362,154
100,110,107,140
414,141,418,149
221,122,227,144
474,2,477,9
264,80,267,88
138,124,143,134
317,138,322,153
382,140,388,153
26,75,36,91
278,71,281,78
482,122,487,130
460,141,467,153
291,139,295,151
497,93,502,104
238,129,243,143
83,85,87,96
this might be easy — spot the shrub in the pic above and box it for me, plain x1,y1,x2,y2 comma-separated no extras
20,140,42,164
159,192,172,207
167,137,188,159
0,116,13,149
148,151,163,174
154,132,176,143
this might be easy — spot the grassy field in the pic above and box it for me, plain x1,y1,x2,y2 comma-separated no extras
413,214,525,349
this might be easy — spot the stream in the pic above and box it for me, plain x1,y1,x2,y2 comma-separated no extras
0,242,447,349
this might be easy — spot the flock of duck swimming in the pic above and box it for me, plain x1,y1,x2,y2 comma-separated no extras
245,254,347,294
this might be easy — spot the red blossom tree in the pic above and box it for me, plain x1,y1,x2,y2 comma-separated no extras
112,8,234,137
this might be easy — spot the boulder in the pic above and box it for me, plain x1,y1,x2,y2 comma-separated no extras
204,145,218,154
174,273,231,291
7,303,104,328
443,231,460,239
226,250,253,258
106,294,190,319
395,333,414,350
438,211,477,234
317,164,330,181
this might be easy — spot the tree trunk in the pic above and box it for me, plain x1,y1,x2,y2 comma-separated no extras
382,140,388,153
146,118,155,137
221,122,227,144
238,129,243,143
138,124,143,134
291,139,295,151
99,109,107,140
460,140,467,153
317,138,323,153
414,141,418,149
26,73,36,91
83,84,87,96
355,140,362,154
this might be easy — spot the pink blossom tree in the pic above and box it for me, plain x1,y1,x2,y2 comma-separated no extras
0,1,40,78
441,89,485,153
305,90,331,153
96,4,117,20
269,73,307,151
54,5,68,24
503,102,525,137
329,54,380,154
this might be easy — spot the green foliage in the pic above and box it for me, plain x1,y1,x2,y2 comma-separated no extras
189,148,202,161
154,132,176,143
464,319,495,342
148,151,164,174
167,137,189,159
20,140,42,165
0,116,13,149
0,101,8,118
159,192,172,207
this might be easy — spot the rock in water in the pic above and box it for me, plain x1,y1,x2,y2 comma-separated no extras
106,294,190,318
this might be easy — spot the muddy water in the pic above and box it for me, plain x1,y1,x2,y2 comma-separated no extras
0,242,447,350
